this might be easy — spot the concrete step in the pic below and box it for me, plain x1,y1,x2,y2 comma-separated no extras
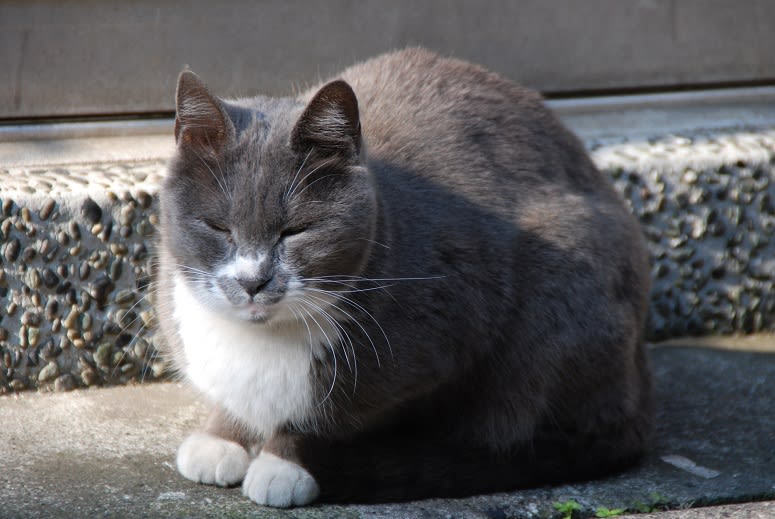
1,89,775,392
1,338,773,517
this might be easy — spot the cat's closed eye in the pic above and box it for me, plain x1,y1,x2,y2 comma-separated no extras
279,226,309,239
201,219,233,241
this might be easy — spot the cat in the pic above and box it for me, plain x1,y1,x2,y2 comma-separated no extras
155,47,653,508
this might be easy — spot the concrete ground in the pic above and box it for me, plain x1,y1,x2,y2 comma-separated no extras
1,337,773,518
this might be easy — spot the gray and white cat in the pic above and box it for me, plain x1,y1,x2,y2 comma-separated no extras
156,48,653,508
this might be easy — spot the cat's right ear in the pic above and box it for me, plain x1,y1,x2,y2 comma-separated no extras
291,79,362,158
174,71,233,156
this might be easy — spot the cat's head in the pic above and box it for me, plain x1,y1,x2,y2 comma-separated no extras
161,71,377,325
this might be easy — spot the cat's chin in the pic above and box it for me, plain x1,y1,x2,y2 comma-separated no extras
231,302,297,327
235,304,272,324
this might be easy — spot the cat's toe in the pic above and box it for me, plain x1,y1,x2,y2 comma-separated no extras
242,452,320,508
176,432,250,487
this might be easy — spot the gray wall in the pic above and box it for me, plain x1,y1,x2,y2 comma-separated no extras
2,0,774,119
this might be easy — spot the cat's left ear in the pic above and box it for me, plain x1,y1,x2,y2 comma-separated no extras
174,71,234,156
291,80,361,157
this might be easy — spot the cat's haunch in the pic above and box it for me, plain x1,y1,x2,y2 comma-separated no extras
156,48,653,508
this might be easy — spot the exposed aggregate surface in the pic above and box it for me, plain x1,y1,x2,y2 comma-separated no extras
1,126,774,392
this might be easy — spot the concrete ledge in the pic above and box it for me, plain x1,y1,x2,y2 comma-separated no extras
1,339,773,517
1,96,775,391
0,161,165,391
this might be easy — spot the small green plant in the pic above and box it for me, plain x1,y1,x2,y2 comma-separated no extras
595,506,626,518
631,492,669,513
553,499,582,519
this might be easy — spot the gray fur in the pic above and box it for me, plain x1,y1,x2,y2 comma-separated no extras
156,48,653,503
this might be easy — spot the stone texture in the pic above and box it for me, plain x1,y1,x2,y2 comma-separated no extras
0,125,774,391
0,162,165,392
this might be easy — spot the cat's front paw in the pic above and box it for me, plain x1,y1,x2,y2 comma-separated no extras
242,452,320,508
176,432,250,487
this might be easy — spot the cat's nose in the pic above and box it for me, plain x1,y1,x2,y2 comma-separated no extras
237,276,271,297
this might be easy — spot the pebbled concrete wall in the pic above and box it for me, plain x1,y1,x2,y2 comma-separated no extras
1,126,774,392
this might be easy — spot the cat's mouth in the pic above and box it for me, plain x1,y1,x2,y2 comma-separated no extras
242,303,271,323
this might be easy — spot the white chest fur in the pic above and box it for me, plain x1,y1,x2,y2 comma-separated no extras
172,276,320,436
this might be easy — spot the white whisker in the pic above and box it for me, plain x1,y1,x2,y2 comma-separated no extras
305,291,382,369
284,148,314,202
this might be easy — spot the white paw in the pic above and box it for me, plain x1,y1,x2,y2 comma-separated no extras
242,452,320,508
176,432,250,487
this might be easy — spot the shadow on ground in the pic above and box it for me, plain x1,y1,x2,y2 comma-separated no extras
1,339,773,518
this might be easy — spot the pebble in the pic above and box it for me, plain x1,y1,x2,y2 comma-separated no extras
139,310,156,328
115,310,136,329
133,339,148,359
22,246,36,262
81,368,98,386
81,197,103,224
69,221,81,240
119,206,135,226
100,221,113,241
41,339,62,360
38,361,59,382
90,275,113,305
131,243,147,262
115,333,133,348
151,362,167,379
1,219,12,239
19,326,28,348
21,311,40,326
136,190,152,209
38,238,51,256
4,238,20,261
110,259,123,281
114,289,135,306
79,261,91,280
54,374,76,392
41,268,59,288
27,269,41,289
57,231,70,246
110,243,128,256
94,343,113,367
39,198,56,220
62,305,80,330
102,322,121,335
2,199,13,217
137,220,154,237
63,286,76,302
26,348,39,367
27,327,40,347
112,351,126,367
